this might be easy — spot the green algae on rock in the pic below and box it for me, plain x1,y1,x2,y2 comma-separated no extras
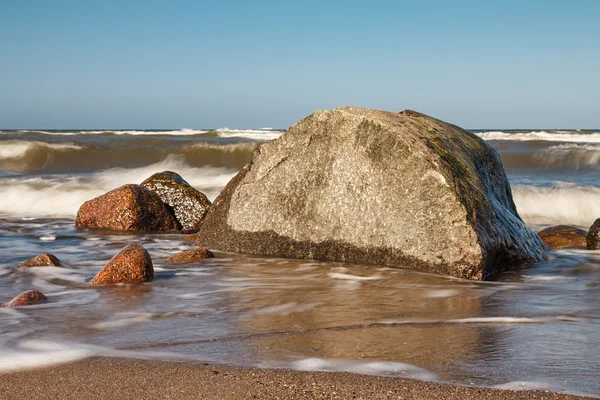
141,171,211,233
196,107,547,280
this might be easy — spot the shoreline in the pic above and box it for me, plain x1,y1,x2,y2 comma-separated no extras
0,357,594,400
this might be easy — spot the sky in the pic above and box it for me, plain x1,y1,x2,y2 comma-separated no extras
1,0,599,129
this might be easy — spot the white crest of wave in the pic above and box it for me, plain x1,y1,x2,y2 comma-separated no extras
13,129,208,136
0,155,237,218
476,131,600,143
513,184,600,228
216,127,283,141
0,140,82,159
535,144,600,169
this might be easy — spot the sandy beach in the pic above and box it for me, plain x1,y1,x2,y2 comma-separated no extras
0,357,593,400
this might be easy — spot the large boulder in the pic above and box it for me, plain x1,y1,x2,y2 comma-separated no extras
141,171,211,233
587,218,600,250
196,107,547,280
90,244,154,285
538,225,588,250
76,184,180,232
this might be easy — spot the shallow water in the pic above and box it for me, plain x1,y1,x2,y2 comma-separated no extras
0,128,599,397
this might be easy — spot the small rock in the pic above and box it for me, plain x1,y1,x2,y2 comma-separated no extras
537,225,588,250
184,233,199,242
165,249,215,265
18,254,63,268
76,184,180,232
587,218,600,250
6,290,48,307
90,244,154,284
142,171,211,233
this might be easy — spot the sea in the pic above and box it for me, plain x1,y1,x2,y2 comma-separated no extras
0,126,599,397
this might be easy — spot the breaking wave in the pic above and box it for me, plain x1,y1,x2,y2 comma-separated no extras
0,156,237,218
476,130,600,143
512,184,600,228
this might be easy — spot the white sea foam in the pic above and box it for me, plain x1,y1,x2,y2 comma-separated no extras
0,155,236,218
290,358,439,381
476,131,600,143
327,272,382,281
0,140,82,159
0,340,96,372
216,128,283,141
512,185,600,227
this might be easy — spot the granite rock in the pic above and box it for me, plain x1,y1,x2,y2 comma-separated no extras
18,254,63,268
165,249,214,265
587,218,600,250
142,171,211,233
6,290,48,307
196,107,547,280
76,184,180,232
538,225,588,250
90,244,154,284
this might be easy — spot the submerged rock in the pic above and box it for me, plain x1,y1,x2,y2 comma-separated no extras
538,225,588,250
18,254,63,267
165,249,214,265
196,107,547,280
6,290,48,307
90,244,154,284
142,171,211,233
76,184,180,232
587,219,600,250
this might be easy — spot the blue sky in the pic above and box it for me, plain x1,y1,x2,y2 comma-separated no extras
1,0,599,129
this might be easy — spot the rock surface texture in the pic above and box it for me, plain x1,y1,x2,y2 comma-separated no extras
90,244,154,284
538,225,588,250
142,171,211,233
5,290,48,307
165,249,214,265
587,218,600,250
18,254,63,268
76,184,180,232
196,107,547,280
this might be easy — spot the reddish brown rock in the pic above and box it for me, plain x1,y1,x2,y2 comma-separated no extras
165,249,215,265
90,244,154,285
18,254,62,268
184,233,199,242
76,184,181,232
6,290,48,307
538,225,588,250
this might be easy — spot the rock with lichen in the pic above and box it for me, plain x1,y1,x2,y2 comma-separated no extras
76,184,180,232
142,171,211,233
196,107,547,280
587,218,600,250
90,244,154,285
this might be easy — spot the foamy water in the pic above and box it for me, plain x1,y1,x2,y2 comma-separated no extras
0,127,599,396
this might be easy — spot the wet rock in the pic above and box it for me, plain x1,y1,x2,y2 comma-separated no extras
587,218,600,250
184,233,199,242
76,184,180,232
6,290,48,307
142,171,211,233
165,249,215,265
196,107,547,280
537,225,588,250
90,244,154,284
18,253,63,267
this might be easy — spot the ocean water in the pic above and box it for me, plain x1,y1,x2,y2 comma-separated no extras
0,127,599,397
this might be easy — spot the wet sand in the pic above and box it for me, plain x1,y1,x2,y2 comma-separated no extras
0,357,592,400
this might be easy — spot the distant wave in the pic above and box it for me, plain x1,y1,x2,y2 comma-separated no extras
0,155,237,218
216,128,284,141
534,144,600,170
513,184,600,228
0,141,83,172
9,129,208,136
476,131,600,143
